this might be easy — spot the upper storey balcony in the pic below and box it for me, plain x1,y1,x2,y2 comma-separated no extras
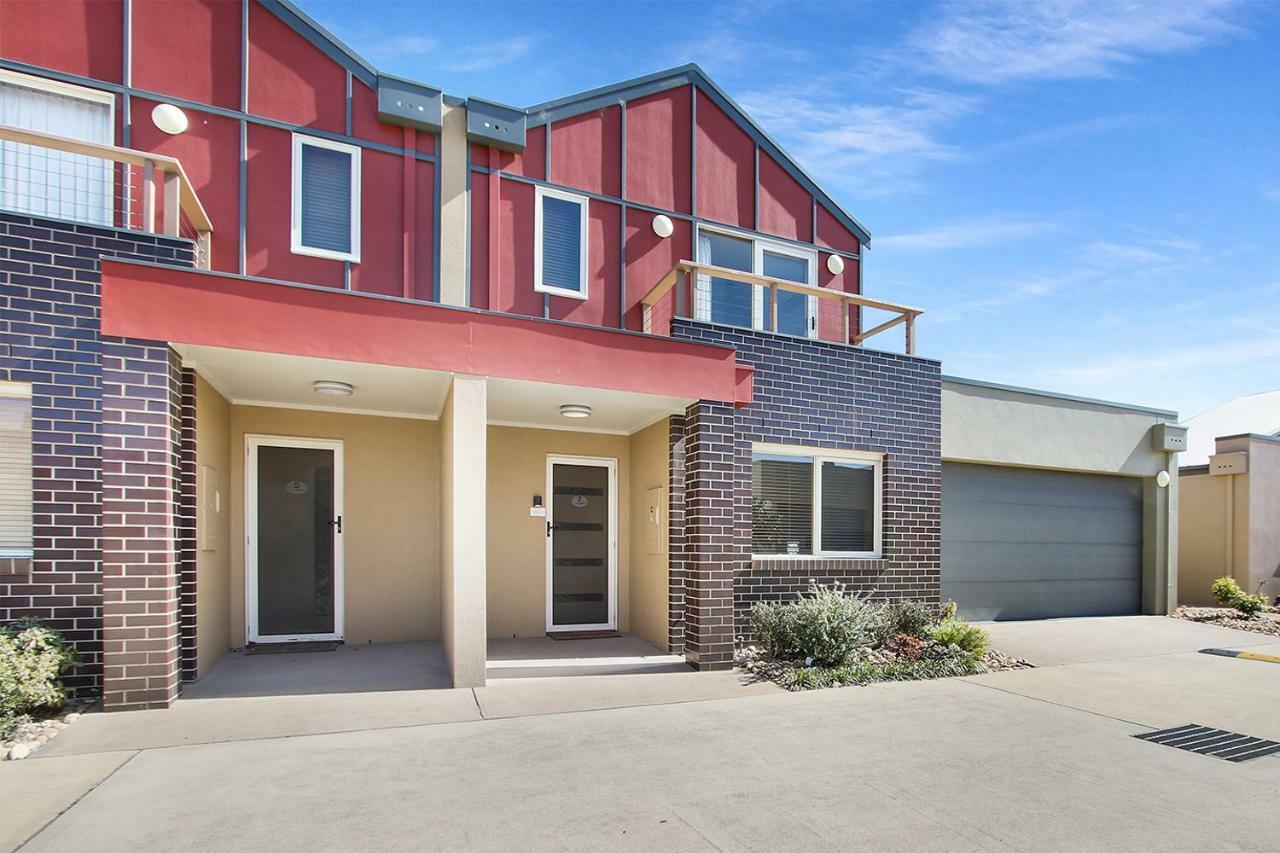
0,123,212,268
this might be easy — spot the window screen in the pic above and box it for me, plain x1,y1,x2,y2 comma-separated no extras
299,143,353,254
540,194,584,292
821,460,875,552
752,453,813,555
0,389,33,556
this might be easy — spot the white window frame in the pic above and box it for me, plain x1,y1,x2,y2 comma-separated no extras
751,442,883,560
290,133,361,263
695,224,817,338
534,185,590,301
0,381,33,559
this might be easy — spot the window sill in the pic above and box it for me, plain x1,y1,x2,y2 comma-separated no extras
752,553,882,562
291,243,361,264
535,283,589,301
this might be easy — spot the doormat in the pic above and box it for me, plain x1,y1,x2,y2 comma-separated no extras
1134,724,1280,762
546,630,620,641
244,641,340,655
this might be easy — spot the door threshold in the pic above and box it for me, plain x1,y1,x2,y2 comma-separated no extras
546,630,620,641
244,640,341,655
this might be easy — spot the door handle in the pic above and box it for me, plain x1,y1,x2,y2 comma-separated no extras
331,515,343,534
546,521,557,538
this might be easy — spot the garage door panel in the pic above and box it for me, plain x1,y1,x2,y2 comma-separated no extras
942,463,1142,620
943,578,1142,622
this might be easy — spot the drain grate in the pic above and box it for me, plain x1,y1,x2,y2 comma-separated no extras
1135,724,1280,762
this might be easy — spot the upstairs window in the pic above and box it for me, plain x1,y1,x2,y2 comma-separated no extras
535,186,589,300
752,444,881,558
0,383,33,558
695,226,816,338
291,134,361,262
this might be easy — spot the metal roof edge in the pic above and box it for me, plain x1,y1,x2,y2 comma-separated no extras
942,374,1179,419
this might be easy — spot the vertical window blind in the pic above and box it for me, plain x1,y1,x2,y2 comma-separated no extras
0,388,33,556
541,195,584,292
299,143,353,254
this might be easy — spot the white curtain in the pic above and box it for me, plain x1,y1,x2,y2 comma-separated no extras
695,230,712,320
0,80,113,226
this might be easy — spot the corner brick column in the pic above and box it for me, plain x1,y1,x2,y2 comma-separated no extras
681,401,737,670
100,339,184,711
666,414,687,655
177,368,198,683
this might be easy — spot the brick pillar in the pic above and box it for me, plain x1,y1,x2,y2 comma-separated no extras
681,401,737,670
177,368,198,683
100,340,183,711
667,414,687,655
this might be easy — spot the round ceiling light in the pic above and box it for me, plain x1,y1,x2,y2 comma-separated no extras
559,404,592,419
313,380,354,397
826,254,846,275
651,214,674,239
151,103,189,135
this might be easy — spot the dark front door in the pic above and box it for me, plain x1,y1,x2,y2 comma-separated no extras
547,459,613,630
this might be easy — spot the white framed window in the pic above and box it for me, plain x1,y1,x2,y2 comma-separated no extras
291,133,361,262
0,68,115,226
751,443,882,559
0,382,33,558
695,224,817,338
534,185,589,300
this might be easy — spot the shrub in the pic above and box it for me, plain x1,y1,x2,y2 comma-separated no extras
1210,577,1268,617
877,600,936,642
929,618,989,657
782,655,987,690
749,582,880,666
885,631,930,661
1,619,80,738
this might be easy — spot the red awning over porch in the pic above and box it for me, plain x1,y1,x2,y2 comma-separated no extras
100,260,752,406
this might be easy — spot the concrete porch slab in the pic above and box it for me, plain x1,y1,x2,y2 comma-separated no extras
486,635,690,679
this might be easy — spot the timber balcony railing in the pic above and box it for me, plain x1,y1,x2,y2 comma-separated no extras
0,123,213,269
640,261,923,355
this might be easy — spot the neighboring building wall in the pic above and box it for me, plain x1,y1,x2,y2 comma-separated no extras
486,426,632,639
227,405,441,646
194,375,231,676
672,319,943,638
628,417,670,651
0,211,193,696
1244,437,1280,600
942,378,1180,614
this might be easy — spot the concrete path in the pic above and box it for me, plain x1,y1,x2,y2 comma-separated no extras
7,617,1279,851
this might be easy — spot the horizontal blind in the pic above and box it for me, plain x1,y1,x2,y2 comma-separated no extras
752,454,813,555
541,195,582,291
300,144,353,253
0,395,33,554
821,460,874,552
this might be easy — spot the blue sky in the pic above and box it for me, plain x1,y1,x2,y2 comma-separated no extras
308,0,1280,419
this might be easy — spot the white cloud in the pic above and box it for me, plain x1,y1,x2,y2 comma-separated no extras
358,31,536,72
911,0,1244,84
441,36,537,73
1082,240,1171,265
366,35,437,60
1040,333,1280,387
877,215,1059,251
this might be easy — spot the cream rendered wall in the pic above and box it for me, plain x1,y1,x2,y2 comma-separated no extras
1177,471,1245,606
229,405,440,646
194,375,231,676
438,103,468,307
440,375,487,687
487,426,632,638
628,419,670,650
1245,439,1280,599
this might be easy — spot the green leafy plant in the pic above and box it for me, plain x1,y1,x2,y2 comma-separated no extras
929,618,989,657
781,655,987,690
877,600,936,642
749,582,880,666
885,631,930,661
1,619,81,739
1210,577,1268,617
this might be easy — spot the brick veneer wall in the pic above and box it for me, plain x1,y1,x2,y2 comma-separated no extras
0,211,194,698
671,319,942,638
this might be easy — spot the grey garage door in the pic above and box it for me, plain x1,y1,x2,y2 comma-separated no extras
942,463,1142,621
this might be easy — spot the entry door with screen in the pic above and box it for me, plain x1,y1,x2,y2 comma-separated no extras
547,459,614,630
248,438,343,642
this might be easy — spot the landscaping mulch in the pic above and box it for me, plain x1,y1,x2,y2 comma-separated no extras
2,699,93,761
1172,606,1280,638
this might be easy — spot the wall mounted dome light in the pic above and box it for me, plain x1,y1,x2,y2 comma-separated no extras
151,103,189,135
651,214,674,239
559,404,592,419
1156,470,1171,488
313,380,354,397
826,254,846,275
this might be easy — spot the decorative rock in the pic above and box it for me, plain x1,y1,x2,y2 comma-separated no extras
8,743,31,761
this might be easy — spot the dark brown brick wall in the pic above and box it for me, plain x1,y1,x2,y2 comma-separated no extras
672,319,942,639
0,211,194,697
666,414,686,655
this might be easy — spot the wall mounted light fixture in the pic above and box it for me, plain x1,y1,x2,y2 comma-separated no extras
651,214,674,239
151,103,189,135
559,404,592,419
826,254,846,275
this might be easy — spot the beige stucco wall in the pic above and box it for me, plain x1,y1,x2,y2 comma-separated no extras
228,405,440,646
194,376,231,676
438,103,468,307
487,426,633,638
440,375,487,686
942,378,1180,614
628,419,670,650
1244,438,1280,599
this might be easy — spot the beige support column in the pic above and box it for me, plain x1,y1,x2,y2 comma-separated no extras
438,103,469,307
440,374,487,686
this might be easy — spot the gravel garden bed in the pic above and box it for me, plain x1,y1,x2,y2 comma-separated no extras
1172,605,1280,638
2,699,91,761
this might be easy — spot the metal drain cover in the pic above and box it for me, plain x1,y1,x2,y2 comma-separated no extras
1135,724,1280,762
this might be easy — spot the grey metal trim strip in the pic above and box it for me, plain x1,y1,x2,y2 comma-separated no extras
527,68,693,125
238,119,247,275
1178,464,1210,475
464,143,472,307
544,119,552,179
259,0,378,87
753,144,759,231
105,256,740,352
942,374,1179,418
0,58,439,163
472,166,861,261
241,0,249,112
433,148,441,302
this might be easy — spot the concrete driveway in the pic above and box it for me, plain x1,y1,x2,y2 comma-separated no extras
5,616,1279,851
